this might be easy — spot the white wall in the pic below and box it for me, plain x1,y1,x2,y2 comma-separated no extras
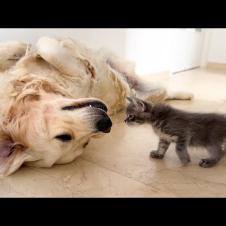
171,29,204,72
0,29,127,58
206,29,226,64
200,29,213,67
125,29,173,75
125,29,205,75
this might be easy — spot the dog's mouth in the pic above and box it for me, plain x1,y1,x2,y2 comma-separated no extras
62,100,108,112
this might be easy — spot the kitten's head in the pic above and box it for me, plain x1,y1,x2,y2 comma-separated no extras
125,97,151,125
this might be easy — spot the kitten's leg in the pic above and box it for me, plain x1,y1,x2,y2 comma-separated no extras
199,145,223,168
150,139,170,159
175,138,191,165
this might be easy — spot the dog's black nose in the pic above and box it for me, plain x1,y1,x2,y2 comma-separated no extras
96,117,112,133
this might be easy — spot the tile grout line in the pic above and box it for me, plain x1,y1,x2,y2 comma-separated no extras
80,156,164,189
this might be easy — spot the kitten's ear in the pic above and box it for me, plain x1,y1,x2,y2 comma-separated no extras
126,97,138,106
133,98,146,111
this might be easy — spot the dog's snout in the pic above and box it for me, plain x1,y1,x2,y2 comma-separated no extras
96,116,112,133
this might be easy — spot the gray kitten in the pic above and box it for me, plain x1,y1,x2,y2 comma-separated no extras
125,97,226,168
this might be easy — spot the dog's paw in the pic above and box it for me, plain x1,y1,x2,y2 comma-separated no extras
150,151,164,159
199,159,216,168
166,91,194,101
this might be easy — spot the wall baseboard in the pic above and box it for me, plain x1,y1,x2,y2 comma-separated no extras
173,66,200,74
207,62,226,70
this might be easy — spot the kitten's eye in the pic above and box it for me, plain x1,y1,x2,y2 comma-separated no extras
55,133,72,142
128,115,135,121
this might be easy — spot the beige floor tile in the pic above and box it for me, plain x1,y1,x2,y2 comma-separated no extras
168,68,226,102
32,158,173,197
0,166,76,197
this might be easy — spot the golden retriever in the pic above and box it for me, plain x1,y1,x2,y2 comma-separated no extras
0,36,193,176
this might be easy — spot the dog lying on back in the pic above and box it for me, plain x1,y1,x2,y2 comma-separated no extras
0,37,194,177
125,97,226,168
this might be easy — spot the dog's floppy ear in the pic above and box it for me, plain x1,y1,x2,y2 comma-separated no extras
0,133,30,177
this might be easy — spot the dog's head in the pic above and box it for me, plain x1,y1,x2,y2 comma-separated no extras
0,77,112,176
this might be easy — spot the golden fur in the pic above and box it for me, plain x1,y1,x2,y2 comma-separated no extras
0,36,193,176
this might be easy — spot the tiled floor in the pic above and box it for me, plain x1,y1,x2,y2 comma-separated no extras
2,68,226,197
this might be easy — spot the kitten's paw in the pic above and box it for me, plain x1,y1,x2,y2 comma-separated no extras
180,157,191,165
150,151,164,159
199,159,217,168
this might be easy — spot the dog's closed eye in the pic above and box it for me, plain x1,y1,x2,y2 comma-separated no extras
55,133,72,142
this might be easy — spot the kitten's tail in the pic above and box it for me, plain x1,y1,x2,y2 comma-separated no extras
165,91,194,100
